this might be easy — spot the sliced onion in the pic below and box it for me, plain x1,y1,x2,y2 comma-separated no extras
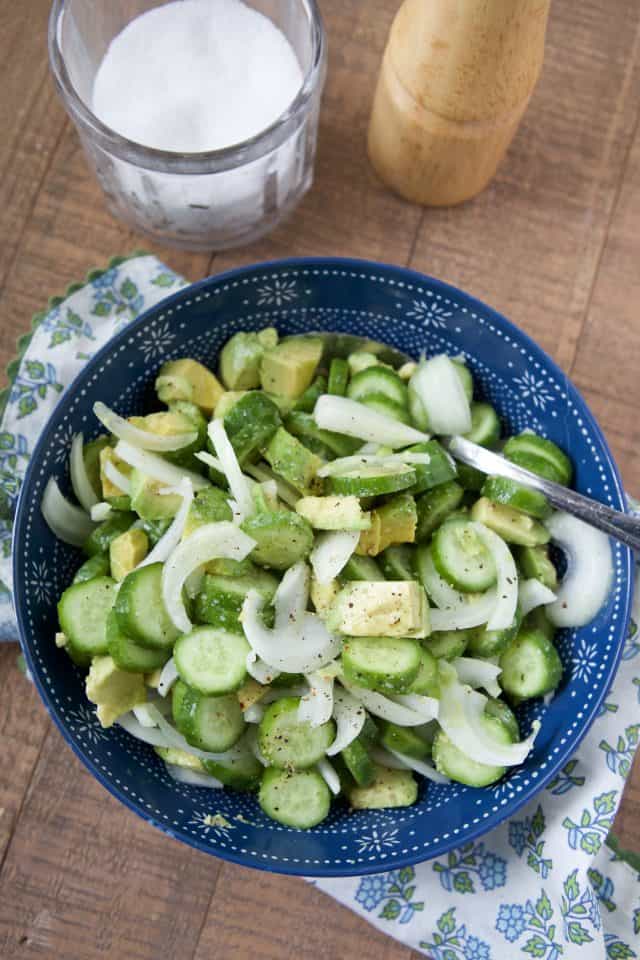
103,457,132,495
318,453,433,479
207,419,254,520
243,703,265,724
115,440,209,491
298,672,334,727
246,655,281,684
70,433,99,510
90,501,113,522
184,567,205,599
94,401,196,452
227,499,243,524
164,763,223,788
311,530,359,585
546,512,613,627
275,562,310,633
419,545,466,609
429,589,498,631
370,745,408,770
519,578,557,617
162,522,256,633
326,687,366,756
453,657,502,698
385,746,450,784
244,462,299,508
157,657,179,698
118,711,171,747
194,450,224,473
410,356,472,435
313,395,429,448
133,703,161,728
260,685,309,705
243,601,341,674
139,478,193,568
392,693,439,721
438,668,540,767
317,757,341,796
471,522,518,631
341,681,435,727
246,727,269,766
41,476,96,546
146,704,252,763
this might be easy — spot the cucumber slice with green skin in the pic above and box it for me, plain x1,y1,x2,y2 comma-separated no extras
504,449,565,484
380,721,432,760
285,411,360,458
380,545,416,581
347,366,408,407
482,475,550,520
222,392,282,466
503,433,572,486
452,360,474,403
522,606,555,642
83,435,110,497
499,628,563,698
415,481,464,541
408,648,440,696
464,402,501,448
106,609,168,673
328,358,349,396
258,697,336,770
341,738,376,787
467,609,521,658
342,636,422,693
408,382,429,431
340,554,385,581
140,517,172,546
241,510,314,570
347,764,417,809
359,393,411,424
517,545,558,589
115,563,180,650
202,731,263,789
58,576,117,663
192,569,277,633
422,630,471,660
83,511,136,556
72,553,111,584
329,464,417,497
484,697,520,742
406,440,457,495
433,715,512,787
174,626,250,695
172,679,245,752
293,375,327,413
271,672,306,687
431,519,497,593
456,462,485,492
258,767,331,828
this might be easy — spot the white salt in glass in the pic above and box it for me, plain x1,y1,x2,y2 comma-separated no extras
48,0,327,251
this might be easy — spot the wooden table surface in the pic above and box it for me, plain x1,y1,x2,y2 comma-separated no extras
1,0,639,956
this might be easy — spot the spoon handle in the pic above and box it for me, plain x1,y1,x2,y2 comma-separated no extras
446,436,640,552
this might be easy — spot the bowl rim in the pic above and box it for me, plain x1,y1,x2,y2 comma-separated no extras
14,255,634,877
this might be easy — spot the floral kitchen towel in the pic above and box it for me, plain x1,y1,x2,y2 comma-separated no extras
0,254,638,959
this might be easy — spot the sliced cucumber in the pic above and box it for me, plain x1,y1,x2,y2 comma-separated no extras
58,576,116,663
464,402,500,448
241,510,314,570
431,519,497,593
106,609,168,673
482,475,549,520
347,366,408,407
329,463,416,498
503,433,572,486
340,554,385,581
83,511,135,556
72,553,110,584
115,563,180,650
408,648,439,696
422,630,471,660
140,517,172,546
359,393,411,424
293,375,327,413
172,679,245,752
347,764,417,809
415,481,464,541
517,545,558,590
174,626,250,695
342,636,422,693
202,730,263,789
499,628,563,698
285,411,359,458
433,715,512,787
328,358,349,396
452,360,474,403
456,462,485,492
222,391,282,465
259,767,330,828
342,738,376,787
467,610,521,658
484,697,520,742
380,545,416,581
258,697,335,770
380,721,431,760
522,606,555,642
407,440,457,495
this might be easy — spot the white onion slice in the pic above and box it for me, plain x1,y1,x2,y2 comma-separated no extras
207,420,254,520
133,703,160,727
317,757,341,796
311,530,359,585
298,672,334,727
246,655,281,684
386,746,450,784
41,476,96,546
519,578,557,617
117,711,170,747
94,401,196,452
146,704,252,763
242,595,342,674
546,512,613,627
103,457,132,495
162,522,256,633
139,478,193,568
260,685,309,705
115,440,209,491
194,450,224,473
275,562,310,633
392,693,439,721
410,356,472,435
164,763,224,788
90,501,113,522
370,745,409,770
246,727,269,767
70,433,99,510
419,546,466,609
243,703,265,724
157,657,179,698
244,462,299,508
471,522,518,631
313,395,429,448
326,687,366,756
317,453,433,478
341,681,435,727
429,589,498,631
453,656,502,698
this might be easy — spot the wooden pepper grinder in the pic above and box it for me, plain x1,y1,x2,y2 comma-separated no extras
368,0,552,206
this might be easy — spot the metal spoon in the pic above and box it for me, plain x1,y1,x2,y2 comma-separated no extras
310,332,640,552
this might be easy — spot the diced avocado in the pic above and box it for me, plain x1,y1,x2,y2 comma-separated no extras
146,667,163,689
83,435,110,499
471,497,550,547
99,446,133,509
156,358,224,415
222,392,282,465
328,581,429,638
130,469,183,522
83,511,136,556
129,410,195,439
517,545,558,590
236,678,267,711
260,337,323,399
109,528,148,582
214,391,248,419
219,328,278,390
155,746,205,771
85,655,146,727
356,513,382,556
206,557,255,577
129,409,204,467
263,428,324,496
183,486,234,540
358,494,417,556
347,764,417,809
296,495,371,531
310,576,341,616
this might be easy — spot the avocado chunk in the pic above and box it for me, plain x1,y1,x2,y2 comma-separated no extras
109,528,149,582
471,497,550,546
328,581,429,638
129,410,196,440
85,655,146,727
357,493,417,556
222,391,282,466
214,391,248,419
155,358,224,415
219,328,278,390
517,544,558,590
263,427,324,496
130,469,183,522
155,746,205,771
347,764,417,809
99,446,133,509
296,495,371,531
236,678,267,712
310,576,341,616
347,351,379,375
182,486,234,540
260,337,323,399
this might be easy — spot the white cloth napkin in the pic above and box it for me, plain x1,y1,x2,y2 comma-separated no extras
1,255,638,959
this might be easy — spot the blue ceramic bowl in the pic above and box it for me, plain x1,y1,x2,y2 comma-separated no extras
14,258,632,877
